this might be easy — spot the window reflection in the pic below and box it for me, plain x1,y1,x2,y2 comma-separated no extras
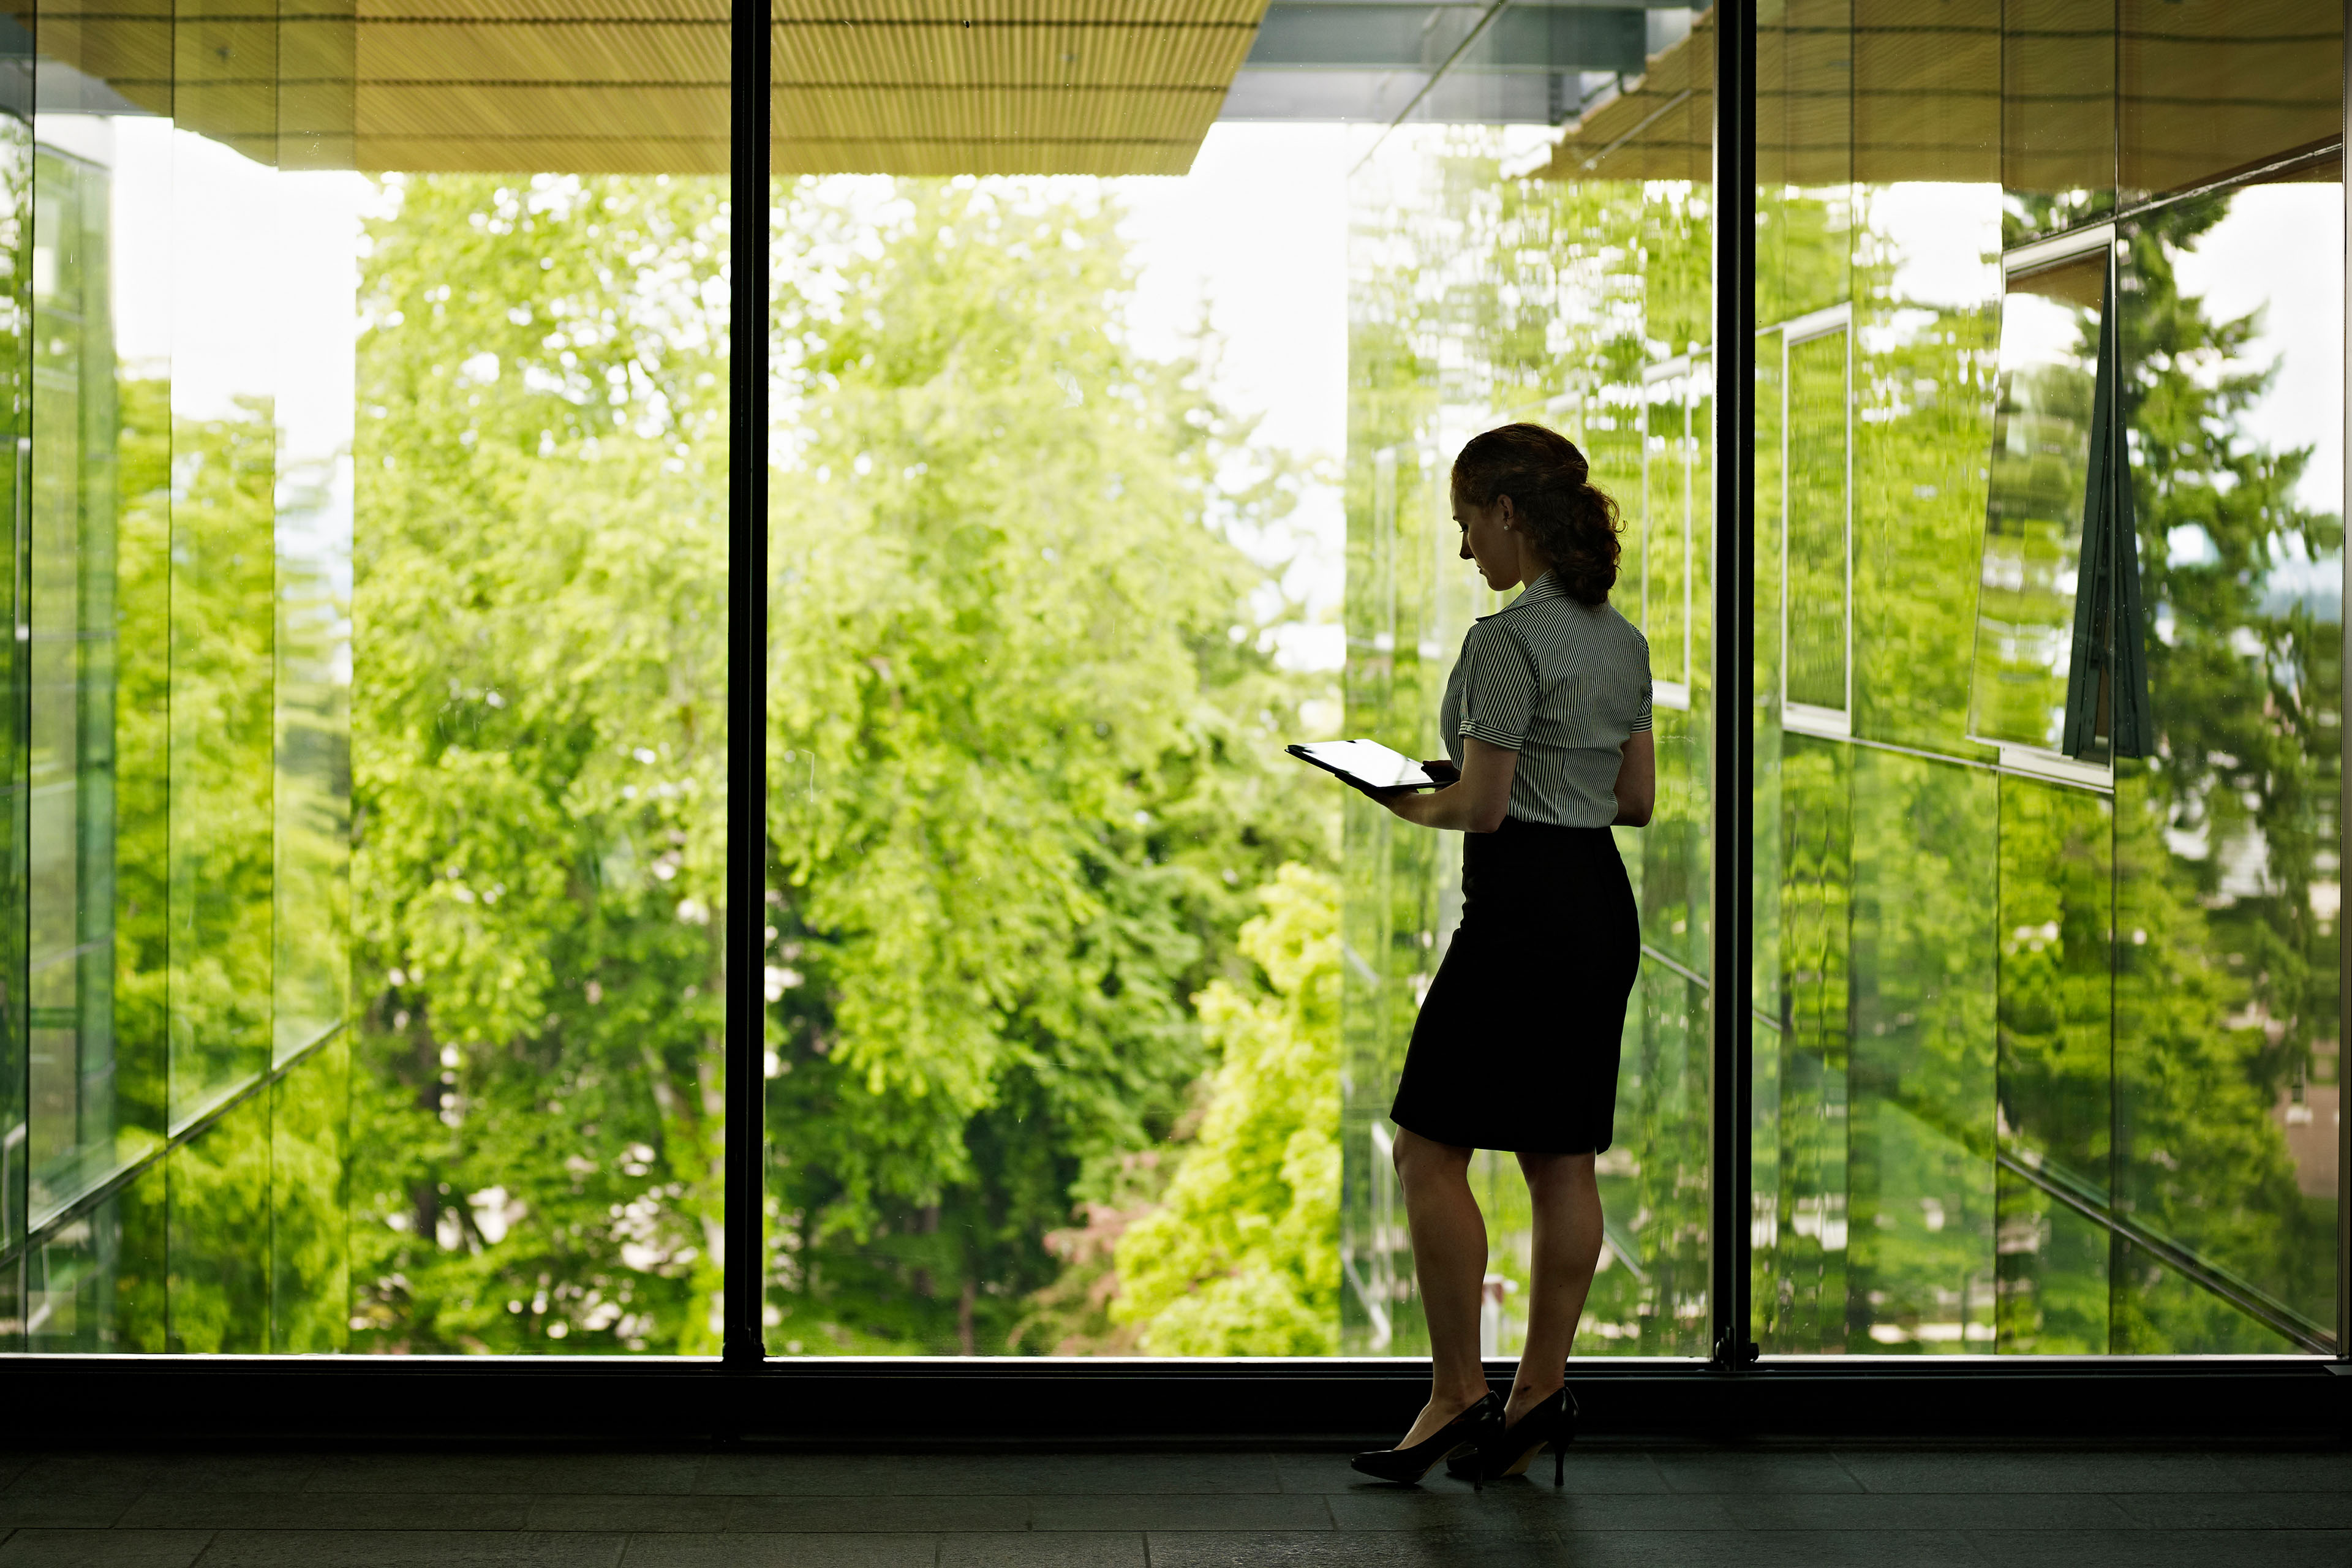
1971,247,2106,758
1785,321,1850,722
3,0,736,1354
2120,0,2343,203
2114,176,2345,1349
0,0,2339,1368
1758,0,2342,1355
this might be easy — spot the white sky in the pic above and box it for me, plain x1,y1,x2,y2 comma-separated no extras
1113,123,1368,671
82,117,1364,670
2173,183,2343,518
72,119,2350,671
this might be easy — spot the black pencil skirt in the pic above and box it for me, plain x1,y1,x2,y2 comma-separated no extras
1389,816,1640,1155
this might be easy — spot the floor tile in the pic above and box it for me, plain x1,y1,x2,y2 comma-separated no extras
303,1457,703,1498
617,1536,936,1568
1964,1528,2352,1567
1027,1494,1330,1532
1547,1530,1986,1567
117,1494,529,1532
524,1498,736,1534
894,1454,1281,1498
1327,1487,1734,1534
0,1500,136,1532
2115,1492,2352,1531
1736,1491,2129,1531
1834,1449,2239,1496
10,1461,314,1499
1651,1450,1864,1494
939,1533,1148,1567
101,1462,316,1498
724,1496,1031,1534
689,1458,907,1498
1144,1529,1565,1567
192,1530,628,1568
2199,1453,2352,1494
0,1531,213,1568
1273,1448,1671,1495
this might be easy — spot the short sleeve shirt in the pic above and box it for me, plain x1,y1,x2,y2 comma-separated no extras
1437,571,1653,829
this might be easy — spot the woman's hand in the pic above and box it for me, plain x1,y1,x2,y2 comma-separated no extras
1374,737,1517,832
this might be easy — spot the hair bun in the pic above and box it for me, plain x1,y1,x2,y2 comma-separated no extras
1450,423,1621,606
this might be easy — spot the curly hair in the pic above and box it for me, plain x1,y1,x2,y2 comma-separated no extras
1450,423,1622,606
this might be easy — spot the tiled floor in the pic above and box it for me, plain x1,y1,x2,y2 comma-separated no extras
2,1442,2349,1566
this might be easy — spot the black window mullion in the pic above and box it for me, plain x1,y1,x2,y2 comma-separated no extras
722,0,772,1372
1711,0,1760,1371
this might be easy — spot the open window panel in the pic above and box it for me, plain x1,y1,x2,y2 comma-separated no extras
1776,302,1852,740
1640,353,1711,713
1967,224,2154,790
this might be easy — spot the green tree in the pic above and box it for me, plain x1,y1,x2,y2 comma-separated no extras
350,173,737,1352
341,170,1332,1355
762,178,1330,1354
1107,863,1341,1355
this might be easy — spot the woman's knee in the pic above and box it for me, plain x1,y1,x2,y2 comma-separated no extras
1518,1149,1598,1204
1392,1127,1472,1191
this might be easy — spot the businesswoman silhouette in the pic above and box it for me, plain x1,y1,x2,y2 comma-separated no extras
1346,423,1652,1488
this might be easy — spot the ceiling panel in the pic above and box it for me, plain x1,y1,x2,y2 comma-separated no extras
27,0,1268,173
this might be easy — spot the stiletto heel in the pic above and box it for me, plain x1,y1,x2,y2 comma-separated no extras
1451,1385,1577,1485
1349,1393,1504,1487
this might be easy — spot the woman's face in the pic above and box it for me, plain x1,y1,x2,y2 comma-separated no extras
1452,488,1526,590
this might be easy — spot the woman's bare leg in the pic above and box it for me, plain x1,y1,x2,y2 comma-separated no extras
1391,1128,1490,1447
1509,1150,1603,1424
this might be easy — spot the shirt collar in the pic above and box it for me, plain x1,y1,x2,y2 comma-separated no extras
1487,570,1567,617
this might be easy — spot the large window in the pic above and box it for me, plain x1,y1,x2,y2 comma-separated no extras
2,0,737,1352
1748,0,2344,1355
1343,14,1719,1359
3,0,2344,1370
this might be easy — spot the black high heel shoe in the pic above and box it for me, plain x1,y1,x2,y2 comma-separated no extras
1349,1392,1504,1488
1449,1385,1577,1485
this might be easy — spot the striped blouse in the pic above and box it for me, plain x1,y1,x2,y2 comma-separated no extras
1438,571,1653,829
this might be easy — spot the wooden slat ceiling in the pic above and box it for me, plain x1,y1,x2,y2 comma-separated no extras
1540,0,2341,198
26,0,1272,174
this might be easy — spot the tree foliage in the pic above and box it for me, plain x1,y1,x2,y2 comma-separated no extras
1109,864,1342,1355
341,171,1335,1355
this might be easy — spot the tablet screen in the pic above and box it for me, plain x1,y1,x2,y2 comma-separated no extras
1291,739,1437,790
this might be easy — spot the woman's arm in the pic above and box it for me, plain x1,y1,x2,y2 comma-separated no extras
1378,736,1518,833
1613,731,1655,827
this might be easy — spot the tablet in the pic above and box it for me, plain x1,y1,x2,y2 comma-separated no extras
1287,739,1446,792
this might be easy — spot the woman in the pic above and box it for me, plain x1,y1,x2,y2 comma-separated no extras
1346,423,1653,1487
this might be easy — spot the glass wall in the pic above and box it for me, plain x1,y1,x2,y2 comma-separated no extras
1339,13,1719,1359
1,0,736,1352
1749,0,2344,1355
2,0,2341,1366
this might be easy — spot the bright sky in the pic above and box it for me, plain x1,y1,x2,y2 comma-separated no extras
1113,122,1370,672
2174,183,2344,518
76,113,2350,672
83,116,1365,669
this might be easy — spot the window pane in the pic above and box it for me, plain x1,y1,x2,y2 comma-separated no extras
1758,0,2339,1359
1970,251,2106,754
8,0,734,1353
1760,734,1851,1352
1846,747,1997,1353
2002,0,2116,243
2120,0,2343,204
2112,176,2343,1351
1786,328,1850,712
1754,331,1785,1027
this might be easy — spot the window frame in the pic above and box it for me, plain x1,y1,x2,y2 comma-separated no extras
7,0,2350,1422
